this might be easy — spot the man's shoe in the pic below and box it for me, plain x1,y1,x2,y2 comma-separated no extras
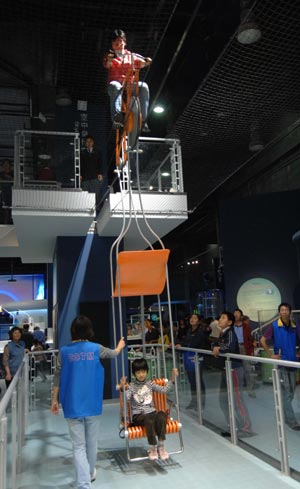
142,122,151,133
248,391,256,398
221,431,231,437
113,112,124,128
288,422,300,431
238,430,256,438
91,468,97,482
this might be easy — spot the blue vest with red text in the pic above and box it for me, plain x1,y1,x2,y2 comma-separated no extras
59,341,104,418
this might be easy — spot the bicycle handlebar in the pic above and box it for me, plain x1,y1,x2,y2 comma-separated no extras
131,53,152,65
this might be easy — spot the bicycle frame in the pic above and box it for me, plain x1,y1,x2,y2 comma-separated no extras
115,64,142,167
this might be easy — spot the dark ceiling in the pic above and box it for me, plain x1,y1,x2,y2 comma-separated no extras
0,0,300,269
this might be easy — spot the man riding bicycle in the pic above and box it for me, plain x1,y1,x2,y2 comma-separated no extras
103,29,151,132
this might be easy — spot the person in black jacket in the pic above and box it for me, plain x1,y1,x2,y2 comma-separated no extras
21,323,34,350
80,135,103,213
212,311,253,437
177,314,207,410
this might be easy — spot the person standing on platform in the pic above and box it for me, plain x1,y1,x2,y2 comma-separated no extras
80,135,103,214
233,308,256,398
51,315,125,489
260,302,300,430
3,326,26,388
22,323,34,350
177,314,207,410
212,311,253,437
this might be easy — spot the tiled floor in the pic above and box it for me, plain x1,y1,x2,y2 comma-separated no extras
15,397,300,489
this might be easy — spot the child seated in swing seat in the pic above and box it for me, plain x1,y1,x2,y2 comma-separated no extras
120,358,178,461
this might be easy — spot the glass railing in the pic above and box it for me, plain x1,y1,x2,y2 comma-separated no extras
120,137,184,194
174,345,300,478
0,356,28,489
126,342,300,480
13,130,80,190
0,349,59,488
2,344,300,485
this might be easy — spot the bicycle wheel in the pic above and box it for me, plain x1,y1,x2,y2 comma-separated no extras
127,97,142,150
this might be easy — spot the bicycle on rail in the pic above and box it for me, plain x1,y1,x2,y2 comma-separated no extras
115,53,151,167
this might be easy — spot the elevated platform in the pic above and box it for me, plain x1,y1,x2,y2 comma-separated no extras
96,191,188,250
10,189,95,263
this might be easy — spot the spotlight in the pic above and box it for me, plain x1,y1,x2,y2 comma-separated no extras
237,21,261,45
153,106,164,114
237,1,261,45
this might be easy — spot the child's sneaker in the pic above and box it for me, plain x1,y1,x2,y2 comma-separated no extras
148,447,158,460
158,446,169,461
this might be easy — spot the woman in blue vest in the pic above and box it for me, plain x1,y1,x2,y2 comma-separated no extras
2,326,26,388
51,315,125,489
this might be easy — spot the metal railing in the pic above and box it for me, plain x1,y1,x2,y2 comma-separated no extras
0,356,28,489
1,345,300,485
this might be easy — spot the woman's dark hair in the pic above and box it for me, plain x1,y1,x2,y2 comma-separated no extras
132,358,149,375
70,315,94,341
112,29,126,43
9,326,23,340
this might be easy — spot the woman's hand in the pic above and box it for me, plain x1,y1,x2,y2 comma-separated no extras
116,337,125,354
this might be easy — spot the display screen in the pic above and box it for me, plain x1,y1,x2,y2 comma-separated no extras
0,274,45,304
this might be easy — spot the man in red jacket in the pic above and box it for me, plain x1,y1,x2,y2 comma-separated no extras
234,309,256,398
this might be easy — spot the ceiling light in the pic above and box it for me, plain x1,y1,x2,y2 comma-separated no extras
56,89,72,106
237,1,261,45
249,140,264,152
153,105,164,114
38,153,51,160
237,21,261,45
161,172,170,177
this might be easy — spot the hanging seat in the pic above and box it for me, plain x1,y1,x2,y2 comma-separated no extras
113,249,170,297
119,378,183,462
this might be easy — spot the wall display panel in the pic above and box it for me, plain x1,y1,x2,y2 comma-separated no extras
0,274,45,304
237,277,281,321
